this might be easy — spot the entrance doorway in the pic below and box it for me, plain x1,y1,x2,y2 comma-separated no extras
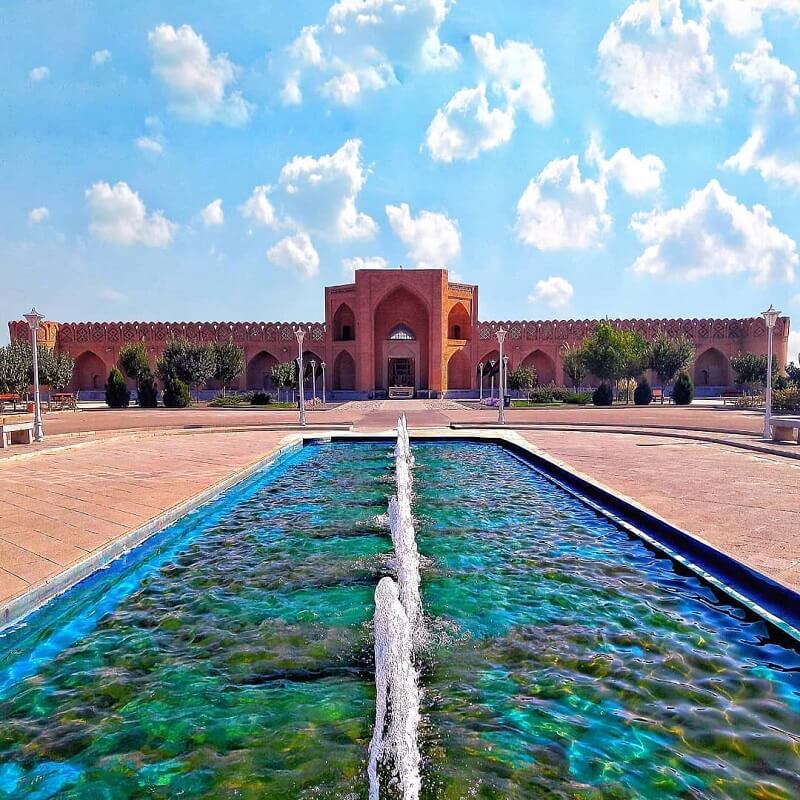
389,357,413,388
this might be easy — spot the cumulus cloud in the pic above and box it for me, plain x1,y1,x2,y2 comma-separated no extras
148,23,251,125
700,0,800,36
789,330,800,364
85,181,176,247
516,156,611,251
630,179,797,282
342,256,389,276
91,49,111,66
425,84,515,162
134,116,166,155
529,276,574,310
585,135,665,195
29,66,49,82
135,137,163,154
28,207,49,224
598,0,726,124
240,185,278,228
385,202,460,267
426,33,553,162
725,39,800,187
282,0,459,106
267,232,320,277
201,199,224,227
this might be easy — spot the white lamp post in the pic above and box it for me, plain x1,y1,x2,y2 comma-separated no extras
762,305,780,439
24,308,45,442
497,328,507,425
321,361,326,405
310,359,317,402
503,354,509,397
294,328,306,426
478,361,484,402
490,360,496,400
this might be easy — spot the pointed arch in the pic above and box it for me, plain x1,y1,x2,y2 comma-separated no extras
333,303,356,341
521,350,556,386
447,349,471,389
694,347,729,386
334,350,356,390
247,350,279,391
447,302,471,340
71,351,107,391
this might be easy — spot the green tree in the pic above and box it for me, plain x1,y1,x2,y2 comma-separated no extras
118,342,151,382
580,320,628,399
0,340,35,398
507,365,537,399
618,330,650,403
41,349,75,391
730,352,779,394
271,361,297,403
157,338,215,402
105,367,130,408
561,343,587,390
212,340,246,396
786,362,800,386
672,371,694,405
647,332,695,403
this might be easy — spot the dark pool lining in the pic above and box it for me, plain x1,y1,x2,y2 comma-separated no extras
319,435,800,639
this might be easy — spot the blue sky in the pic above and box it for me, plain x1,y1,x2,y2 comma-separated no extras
2,0,799,358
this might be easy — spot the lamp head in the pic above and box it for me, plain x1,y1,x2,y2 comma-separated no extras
294,327,306,343
321,362,326,370
496,327,507,344
761,304,780,329
24,307,44,331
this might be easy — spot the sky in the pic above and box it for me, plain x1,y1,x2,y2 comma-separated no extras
1,0,799,360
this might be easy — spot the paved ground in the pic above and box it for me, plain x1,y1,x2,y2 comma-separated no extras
0,399,798,618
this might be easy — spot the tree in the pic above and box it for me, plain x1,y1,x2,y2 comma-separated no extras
786,362,800,386
507,365,537,399
0,340,35,398
561,343,587,390
618,330,650,403
730,352,779,393
647,332,695,404
157,338,215,402
118,342,151,382
41,349,75,391
672,371,694,405
105,367,130,408
580,320,628,399
271,361,297,403
212,340,245,395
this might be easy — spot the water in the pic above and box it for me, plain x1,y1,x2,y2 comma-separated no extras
0,440,799,798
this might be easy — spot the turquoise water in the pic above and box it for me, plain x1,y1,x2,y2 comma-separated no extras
0,440,798,798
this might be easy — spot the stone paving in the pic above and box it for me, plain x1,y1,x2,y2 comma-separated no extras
0,400,798,621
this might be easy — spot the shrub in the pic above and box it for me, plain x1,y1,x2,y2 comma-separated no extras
105,367,130,408
208,394,249,407
162,376,190,408
137,369,158,408
633,378,653,406
773,387,800,413
118,342,151,382
526,384,570,403
250,391,272,406
672,371,694,405
592,383,613,406
565,391,592,405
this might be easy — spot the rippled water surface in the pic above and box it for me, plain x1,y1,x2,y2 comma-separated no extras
0,441,799,798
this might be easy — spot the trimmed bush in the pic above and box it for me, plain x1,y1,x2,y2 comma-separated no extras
592,383,613,406
209,394,249,407
633,378,653,406
526,384,570,403
105,367,130,408
672,371,694,405
137,369,158,408
162,376,190,408
773,387,800,413
250,392,272,406
565,391,592,405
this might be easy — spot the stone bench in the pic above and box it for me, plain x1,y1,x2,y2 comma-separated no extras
771,416,800,444
0,414,35,448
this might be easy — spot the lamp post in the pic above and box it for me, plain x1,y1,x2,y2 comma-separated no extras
496,328,507,425
321,362,326,405
294,328,306,426
310,359,317,402
490,360,496,400
762,305,780,440
23,308,45,442
503,354,509,397
478,361,484,402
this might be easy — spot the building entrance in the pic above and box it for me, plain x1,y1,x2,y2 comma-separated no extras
389,357,413,388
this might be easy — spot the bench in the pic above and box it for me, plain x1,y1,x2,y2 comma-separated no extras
770,416,800,444
49,391,78,411
651,388,671,404
0,394,20,413
0,414,34,448
388,386,414,399
722,390,742,405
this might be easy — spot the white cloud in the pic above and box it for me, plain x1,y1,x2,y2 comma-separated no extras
276,139,377,241
28,207,49,224
91,49,112,66
135,136,164,154
134,116,166,155
425,34,553,163
241,185,278,228
529,276,574,310
148,23,251,125
788,330,800,364
700,0,800,36
425,84,515,162
470,33,553,124
385,202,460,267
585,135,665,195
516,156,611,251
201,198,224,227
267,232,320,277
630,179,797,282
29,66,49,82
342,255,389,276
725,39,800,187
598,0,727,124
85,181,176,247
282,0,459,106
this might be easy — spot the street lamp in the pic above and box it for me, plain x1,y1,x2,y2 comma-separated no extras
321,362,326,405
23,308,45,442
478,361,484,402
762,305,781,439
503,354,509,398
310,359,317,402
496,328,507,425
490,360,496,400
294,328,306,426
